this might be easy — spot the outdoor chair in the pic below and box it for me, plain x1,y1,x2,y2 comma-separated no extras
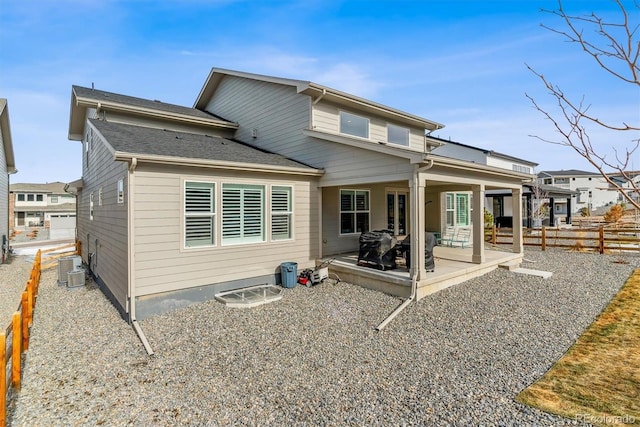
440,226,456,246
449,227,471,248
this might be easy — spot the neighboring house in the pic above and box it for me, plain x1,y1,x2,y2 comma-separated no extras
67,67,530,325
432,137,538,228
10,182,77,238
538,170,619,215
1,99,17,263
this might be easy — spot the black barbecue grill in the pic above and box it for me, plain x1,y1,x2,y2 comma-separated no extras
357,230,397,270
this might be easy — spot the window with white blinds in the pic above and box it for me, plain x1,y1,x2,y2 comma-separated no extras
185,181,215,247
271,186,292,240
445,192,471,227
222,184,265,245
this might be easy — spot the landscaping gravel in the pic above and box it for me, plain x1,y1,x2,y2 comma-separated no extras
5,248,639,426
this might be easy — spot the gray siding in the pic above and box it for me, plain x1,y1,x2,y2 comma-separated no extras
131,164,320,296
78,127,129,311
205,76,312,157
0,130,8,250
204,76,415,187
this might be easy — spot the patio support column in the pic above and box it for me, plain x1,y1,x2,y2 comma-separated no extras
566,197,572,224
410,171,427,281
472,184,485,264
512,187,523,254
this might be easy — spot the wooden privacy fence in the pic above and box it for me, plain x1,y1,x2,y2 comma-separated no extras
487,226,640,254
0,250,41,427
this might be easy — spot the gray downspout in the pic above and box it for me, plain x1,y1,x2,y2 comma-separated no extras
376,159,434,331
127,157,154,355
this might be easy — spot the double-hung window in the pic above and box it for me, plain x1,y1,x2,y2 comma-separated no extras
271,186,293,240
340,189,369,234
222,184,265,245
339,111,369,138
185,181,216,248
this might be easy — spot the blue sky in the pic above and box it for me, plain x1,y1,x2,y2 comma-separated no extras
1,0,637,183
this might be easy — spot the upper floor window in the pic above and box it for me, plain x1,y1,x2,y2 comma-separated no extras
51,195,58,203
340,111,369,139
387,124,409,146
512,164,531,174
36,194,43,202
17,194,25,201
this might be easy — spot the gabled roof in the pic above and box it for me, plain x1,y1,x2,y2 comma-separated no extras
10,181,70,193
0,98,17,174
89,119,324,176
537,169,599,178
68,86,239,140
194,68,445,132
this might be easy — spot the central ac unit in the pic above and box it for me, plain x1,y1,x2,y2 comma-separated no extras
58,256,83,285
67,268,85,288
58,257,75,284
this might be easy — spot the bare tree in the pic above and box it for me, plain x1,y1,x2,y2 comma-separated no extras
526,0,640,209
530,179,550,227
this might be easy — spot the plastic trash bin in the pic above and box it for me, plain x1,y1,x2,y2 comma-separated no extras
280,262,298,288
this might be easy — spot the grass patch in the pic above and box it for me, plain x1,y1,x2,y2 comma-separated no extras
516,269,640,426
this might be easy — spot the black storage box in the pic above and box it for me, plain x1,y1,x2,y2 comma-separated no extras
357,230,397,270
399,232,437,271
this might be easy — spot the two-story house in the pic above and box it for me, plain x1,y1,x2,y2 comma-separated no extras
10,182,77,238
538,170,620,215
1,99,17,263
66,67,530,327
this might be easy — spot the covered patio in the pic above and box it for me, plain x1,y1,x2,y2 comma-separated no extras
328,245,522,300
318,154,529,322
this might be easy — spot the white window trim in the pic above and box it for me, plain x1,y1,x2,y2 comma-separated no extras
89,192,94,221
339,111,369,139
221,182,266,246
117,179,124,204
387,123,410,146
270,185,294,241
339,189,370,235
184,180,217,249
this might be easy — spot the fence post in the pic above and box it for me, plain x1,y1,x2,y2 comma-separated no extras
599,226,605,254
76,240,81,256
541,226,546,251
492,226,497,244
21,292,29,352
26,280,33,327
12,312,21,390
1,332,6,427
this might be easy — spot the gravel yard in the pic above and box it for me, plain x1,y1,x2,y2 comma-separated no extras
3,248,639,426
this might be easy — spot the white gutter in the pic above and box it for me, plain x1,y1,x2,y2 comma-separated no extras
312,88,326,105
376,160,434,331
126,157,154,355
112,151,325,177
75,96,239,130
